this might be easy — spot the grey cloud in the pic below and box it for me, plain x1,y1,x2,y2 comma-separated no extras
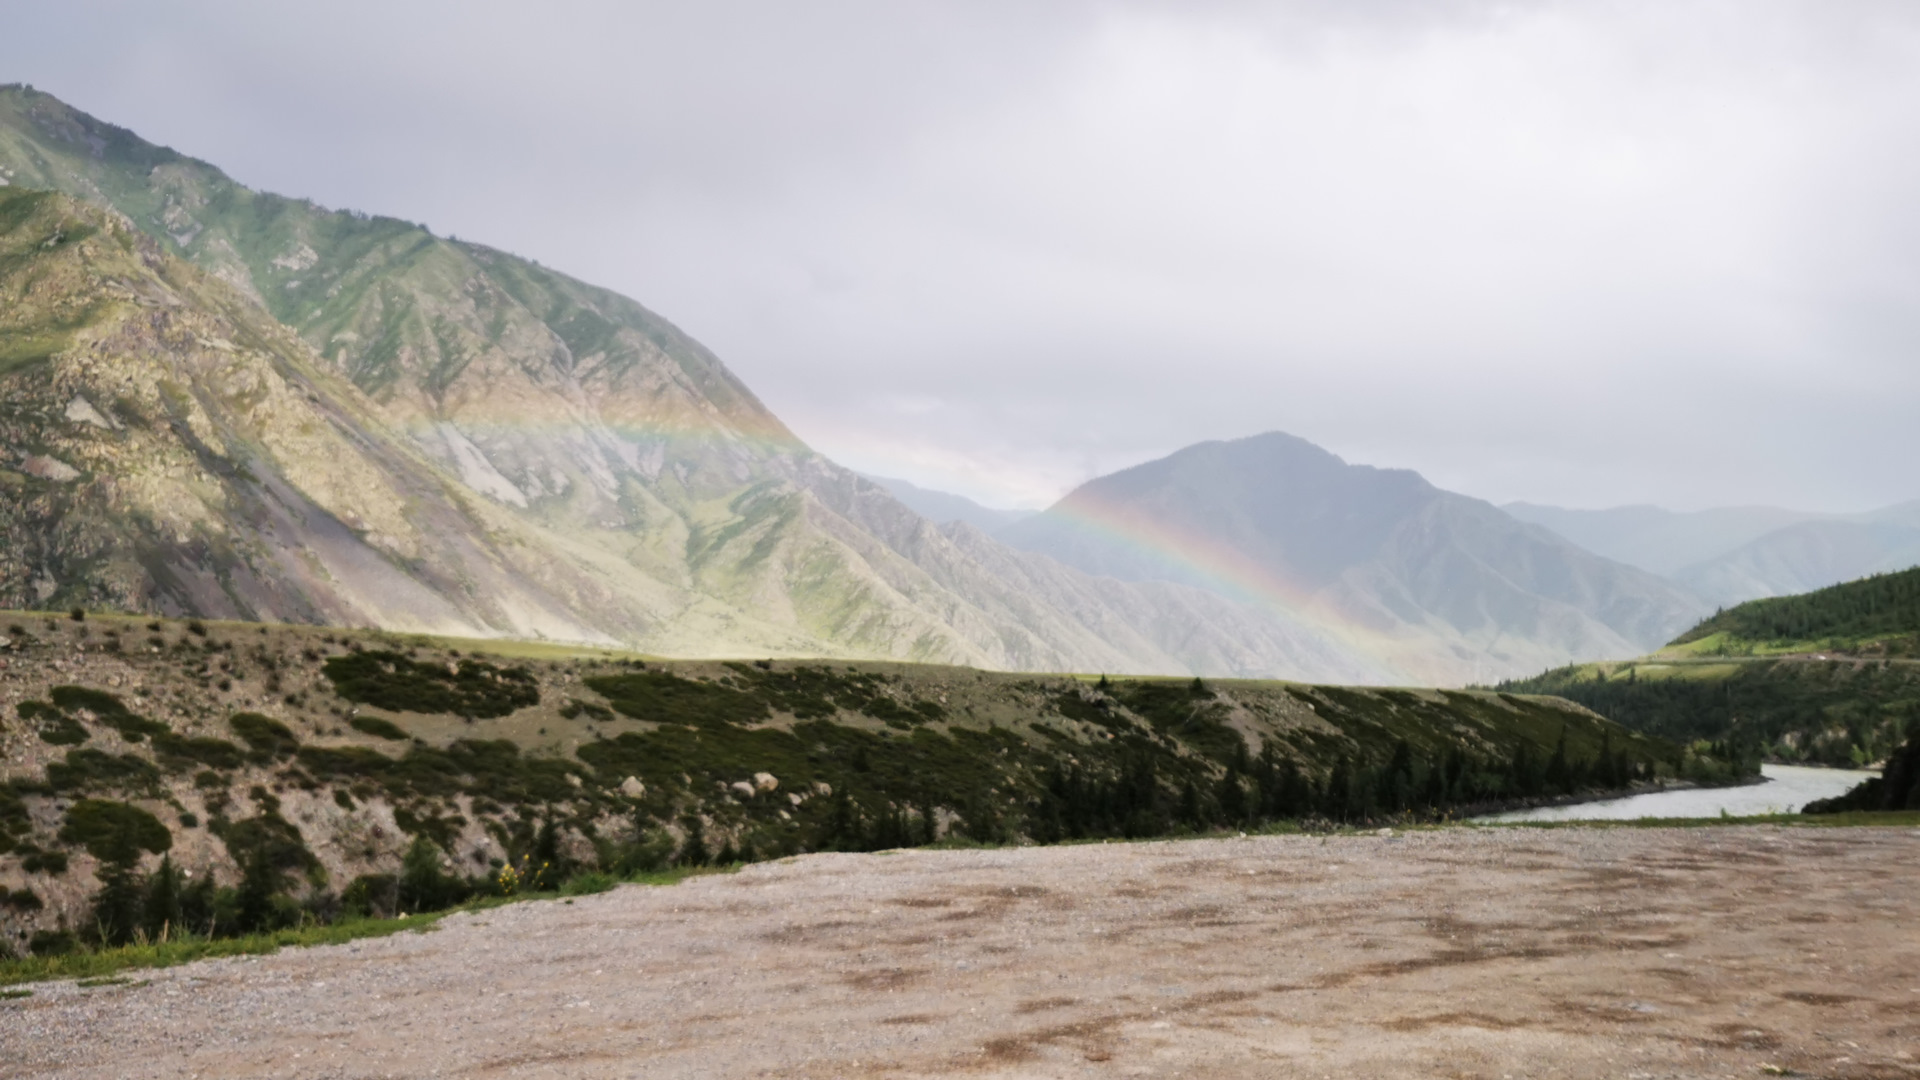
5,0,1918,512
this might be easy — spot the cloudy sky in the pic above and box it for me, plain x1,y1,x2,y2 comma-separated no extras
7,1,1920,512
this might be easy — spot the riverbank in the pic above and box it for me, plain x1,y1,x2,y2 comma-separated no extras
1479,762,1878,822
3,824,1916,1078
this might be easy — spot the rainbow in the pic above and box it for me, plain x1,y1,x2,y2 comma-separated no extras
1035,489,1405,671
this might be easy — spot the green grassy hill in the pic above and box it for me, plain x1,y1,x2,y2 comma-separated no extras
1499,568,1920,768
0,610,1705,958
1668,565,1920,658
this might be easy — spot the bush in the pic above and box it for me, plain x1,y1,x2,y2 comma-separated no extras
323,651,538,718
341,873,399,919
46,749,161,794
349,715,409,741
229,713,299,761
397,836,469,913
28,930,77,957
59,800,172,862
560,871,617,896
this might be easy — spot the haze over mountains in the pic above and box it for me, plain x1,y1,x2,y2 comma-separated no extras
1504,502,1920,606
0,84,1774,685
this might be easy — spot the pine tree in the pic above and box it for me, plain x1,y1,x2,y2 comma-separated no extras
1544,729,1572,794
234,849,284,933
679,814,710,866
88,854,145,947
142,854,183,942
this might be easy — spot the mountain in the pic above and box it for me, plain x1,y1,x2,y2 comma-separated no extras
0,86,1721,685
862,474,1034,534
1504,501,1920,604
1500,503,1816,578
0,86,1387,682
998,433,1712,684
1671,518,1920,604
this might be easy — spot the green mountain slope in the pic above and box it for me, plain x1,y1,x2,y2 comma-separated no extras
1499,570,1920,768
0,85,1398,682
0,611,1686,949
1670,565,1920,658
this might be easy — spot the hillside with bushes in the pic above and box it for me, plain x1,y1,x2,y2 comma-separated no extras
1501,568,1920,768
0,610,1709,959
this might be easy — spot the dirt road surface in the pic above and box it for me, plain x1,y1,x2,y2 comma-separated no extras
4,826,1917,1079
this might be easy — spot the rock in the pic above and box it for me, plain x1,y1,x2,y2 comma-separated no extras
813,781,832,797
753,771,778,792
788,792,803,807
64,395,116,430
567,773,583,788
620,776,645,798
730,780,757,799
22,455,79,482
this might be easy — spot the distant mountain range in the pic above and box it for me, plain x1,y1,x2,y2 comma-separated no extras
861,475,1035,535
1504,502,1920,605
0,85,1730,683
994,433,1709,685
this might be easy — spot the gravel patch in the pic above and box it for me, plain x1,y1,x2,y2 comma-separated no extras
4,825,1917,1078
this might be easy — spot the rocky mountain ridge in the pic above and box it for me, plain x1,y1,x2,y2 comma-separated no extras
0,85,1703,683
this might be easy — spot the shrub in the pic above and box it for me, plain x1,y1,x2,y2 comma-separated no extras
59,800,172,862
349,715,409,741
341,873,399,919
229,713,299,761
28,930,77,957
560,871,616,896
397,836,469,912
46,749,161,794
21,850,67,874
48,686,169,742
323,651,538,718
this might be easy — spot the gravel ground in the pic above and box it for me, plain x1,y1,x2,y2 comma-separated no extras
3,825,1917,1079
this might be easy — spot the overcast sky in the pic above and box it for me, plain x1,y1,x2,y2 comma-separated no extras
7,1,1920,512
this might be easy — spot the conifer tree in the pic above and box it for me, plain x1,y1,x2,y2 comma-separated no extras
142,854,183,941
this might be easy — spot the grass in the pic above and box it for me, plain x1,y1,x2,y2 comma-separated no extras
0,912,451,988
0,865,736,989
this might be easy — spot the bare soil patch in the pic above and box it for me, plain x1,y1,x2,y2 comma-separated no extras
3,825,1918,1079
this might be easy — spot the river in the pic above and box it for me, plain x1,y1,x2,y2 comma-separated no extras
1475,763,1879,823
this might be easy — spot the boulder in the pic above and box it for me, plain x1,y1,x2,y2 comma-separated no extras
620,776,645,798
753,772,778,792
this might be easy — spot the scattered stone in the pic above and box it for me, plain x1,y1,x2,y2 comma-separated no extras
620,776,645,798
21,455,80,482
753,772,778,792
63,395,116,430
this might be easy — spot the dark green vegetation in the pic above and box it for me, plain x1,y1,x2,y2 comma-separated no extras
1501,659,1916,769
1806,726,1920,814
1503,566,1920,773
323,651,539,719
0,863,727,989
1672,565,1920,657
